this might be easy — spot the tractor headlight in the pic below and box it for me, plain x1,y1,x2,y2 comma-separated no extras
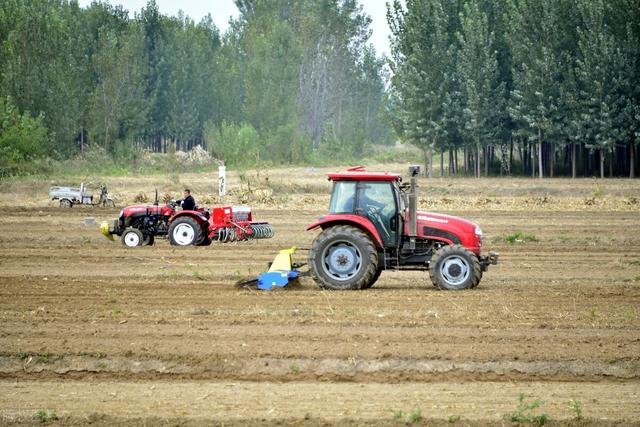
475,226,483,247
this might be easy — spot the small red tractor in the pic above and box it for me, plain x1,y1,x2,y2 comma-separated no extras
101,197,273,247
307,166,498,290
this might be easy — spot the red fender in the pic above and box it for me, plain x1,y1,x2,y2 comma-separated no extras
169,210,209,226
306,214,384,248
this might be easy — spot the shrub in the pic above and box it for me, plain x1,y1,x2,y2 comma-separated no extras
0,96,49,177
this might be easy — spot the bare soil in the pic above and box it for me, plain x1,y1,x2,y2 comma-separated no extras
0,171,639,425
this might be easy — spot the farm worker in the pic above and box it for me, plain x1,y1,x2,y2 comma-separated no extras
178,188,196,210
99,184,109,207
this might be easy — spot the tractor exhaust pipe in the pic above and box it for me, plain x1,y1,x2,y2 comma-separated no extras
408,165,420,250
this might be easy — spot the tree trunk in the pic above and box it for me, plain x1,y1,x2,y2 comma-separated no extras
476,144,481,178
571,142,577,178
537,128,543,179
484,146,489,176
463,147,467,174
453,148,458,175
530,141,535,178
423,147,433,178
631,143,635,178
600,149,605,179
509,136,514,174
549,143,555,178
440,148,444,177
609,147,614,177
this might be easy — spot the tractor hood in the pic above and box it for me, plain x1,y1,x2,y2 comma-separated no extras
412,211,482,253
122,204,172,217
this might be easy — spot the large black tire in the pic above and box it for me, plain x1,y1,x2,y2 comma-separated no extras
121,227,143,247
308,225,379,290
60,199,72,208
196,234,212,246
142,234,155,246
429,244,481,290
361,267,383,289
168,217,201,246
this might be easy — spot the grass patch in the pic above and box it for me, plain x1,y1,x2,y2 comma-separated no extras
408,408,422,423
505,231,538,243
390,408,422,424
36,409,58,423
568,399,583,420
290,364,301,375
504,393,550,425
35,352,62,363
191,270,209,281
392,410,404,421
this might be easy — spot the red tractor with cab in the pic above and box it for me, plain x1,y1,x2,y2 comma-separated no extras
307,166,498,290
101,196,273,247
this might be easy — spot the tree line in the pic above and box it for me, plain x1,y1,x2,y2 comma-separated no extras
0,0,390,175
389,0,640,178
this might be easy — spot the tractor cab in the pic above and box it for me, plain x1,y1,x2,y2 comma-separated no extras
327,167,403,247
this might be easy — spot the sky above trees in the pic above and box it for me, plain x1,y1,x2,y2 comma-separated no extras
75,0,395,56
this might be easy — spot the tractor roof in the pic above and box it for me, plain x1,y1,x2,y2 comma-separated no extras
327,166,402,182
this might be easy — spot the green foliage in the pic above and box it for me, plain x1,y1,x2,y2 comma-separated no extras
388,0,640,178
36,409,58,423
448,414,462,423
206,121,259,167
0,97,49,176
568,399,583,420
504,393,550,425
408,408,422,423
505,231,538,244
0,0,390,175
390,408,422,424
392,410,404,421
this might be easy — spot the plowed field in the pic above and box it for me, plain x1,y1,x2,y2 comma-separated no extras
1,171,639,426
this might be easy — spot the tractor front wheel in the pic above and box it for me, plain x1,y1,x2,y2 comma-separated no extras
429,244,481,290
168,217,201,246
121,227,143,247
60,199,72,208
309,225,379,290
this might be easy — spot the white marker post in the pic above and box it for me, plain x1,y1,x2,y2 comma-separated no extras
218,164,226,199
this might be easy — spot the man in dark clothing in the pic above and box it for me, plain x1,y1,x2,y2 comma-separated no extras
178,189,196,210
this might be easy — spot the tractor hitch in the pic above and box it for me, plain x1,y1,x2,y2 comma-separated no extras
480,251,499,272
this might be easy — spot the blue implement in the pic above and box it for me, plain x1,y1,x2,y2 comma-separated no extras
257,270,300,290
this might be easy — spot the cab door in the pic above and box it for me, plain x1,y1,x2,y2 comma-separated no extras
355,181,399,247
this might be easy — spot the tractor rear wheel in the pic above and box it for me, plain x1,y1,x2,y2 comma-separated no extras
121,227,143,247
168,217,201,246
309,225,379,290
196,234,212,246
60,199,72,208
429,244,481,290
361,267,383,289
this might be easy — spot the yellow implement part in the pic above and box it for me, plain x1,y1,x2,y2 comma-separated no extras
100,222,115,241
268,246,297,272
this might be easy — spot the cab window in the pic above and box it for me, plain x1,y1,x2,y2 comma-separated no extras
329,181,356,213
